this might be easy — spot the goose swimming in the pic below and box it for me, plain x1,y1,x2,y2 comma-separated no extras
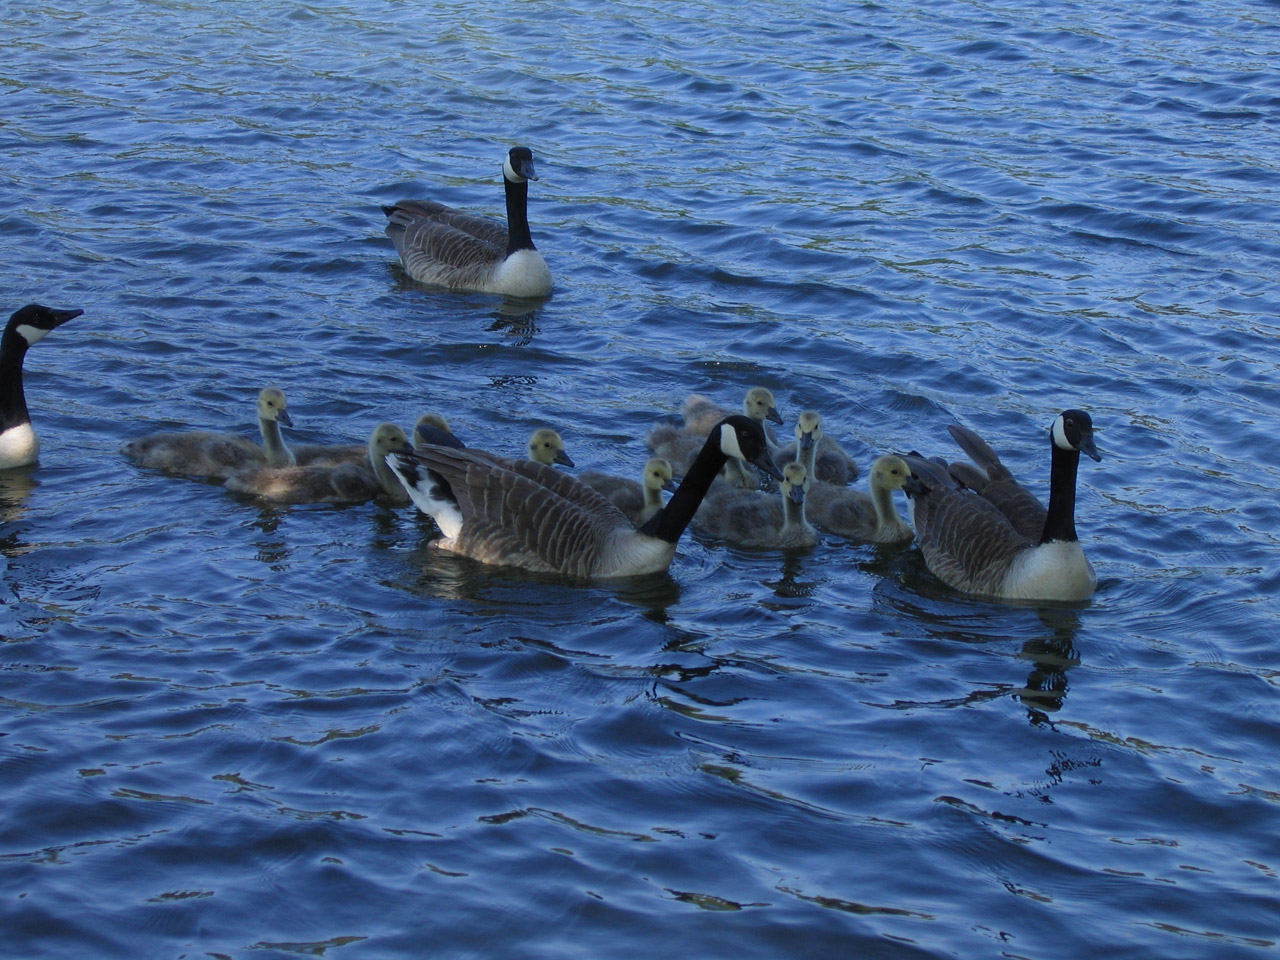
579,456,677,526
805,454,913,544
122,387,294,479
385,415,783,579
225,422,410,504
382,146,552,298
776,409,859,485
0,303,83,469
902,409,1101,602
694,460,818,548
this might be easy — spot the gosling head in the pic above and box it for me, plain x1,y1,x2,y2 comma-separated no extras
717,415,784,482
256,387,292,428
414,413,456,451
743,387,783,426
528,428,573,467
5,303,83,350
781,461,809,505
869,455,911,492
504,146,538,183
642,457,677,493
368,422,410,458
795,410,823,451
1051,409,1100,462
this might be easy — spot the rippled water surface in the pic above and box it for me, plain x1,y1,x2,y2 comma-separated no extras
4,1,1280,957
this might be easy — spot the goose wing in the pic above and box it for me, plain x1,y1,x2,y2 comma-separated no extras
947,423,1046,540
384,200,508,274
905,456,1032,595
417,446,631,577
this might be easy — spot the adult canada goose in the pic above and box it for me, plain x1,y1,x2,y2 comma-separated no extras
0,303,83,469
122,387,295,479
902,409,1101,602
694,460,818,548
805,455,913,544
225,423,411,504
382,146,552,298
776,410,859,485
385,415,783,579
579,457,677,526
646,387,783,488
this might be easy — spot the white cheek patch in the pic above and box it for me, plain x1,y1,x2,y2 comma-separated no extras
15,324,49,346
502,156,525,183
719,422,747,461
1051,414,1072,451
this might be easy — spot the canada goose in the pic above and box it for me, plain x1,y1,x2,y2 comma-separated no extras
382,146,552,298
122,387,295,479
902,409,1101,602
646,387,783,488
776,410,859,485
805,455,913,544
579,457,677,526
0,303,83,469
385,415,783,579
225,423,411,504
694,460,818,548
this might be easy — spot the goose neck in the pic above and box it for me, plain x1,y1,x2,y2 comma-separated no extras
259,417,294,467
0,339,30,431
1040,445,1081,543
639,437,728,544
504,177,535,255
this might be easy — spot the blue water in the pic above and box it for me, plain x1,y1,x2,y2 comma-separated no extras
3,1,1280,957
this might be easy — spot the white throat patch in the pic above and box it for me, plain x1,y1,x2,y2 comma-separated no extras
502,156,527,183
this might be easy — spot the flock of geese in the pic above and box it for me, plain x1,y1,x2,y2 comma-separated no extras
2,146,1103,603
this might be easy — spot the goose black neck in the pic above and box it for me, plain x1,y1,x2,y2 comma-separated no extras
0,333,31,433
1040,444,1081,543
639,436,729,544
503,177,535,255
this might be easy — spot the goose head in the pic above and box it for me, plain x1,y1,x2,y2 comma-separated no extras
781,461,809,505
643,457,677,494
1051,409,1101,461
743,387,783,426
369,422,409,458
503,146,539,184
527,428,573,467
256,387,292,428
869,455,911,492
6,303,83,349
794,410,823,451
718,415,784,481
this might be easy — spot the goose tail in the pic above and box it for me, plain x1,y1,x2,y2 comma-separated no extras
385,449,464,538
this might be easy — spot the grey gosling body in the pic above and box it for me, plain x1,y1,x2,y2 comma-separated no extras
122,387,294,479
805,455,913,544
382,146,552,298
0,303,83,469
902,409,1101,602
695,460,818,548
579,456,677,526
385,415,783,579
225,423,410,504
646,387,783,488
777,409,859,485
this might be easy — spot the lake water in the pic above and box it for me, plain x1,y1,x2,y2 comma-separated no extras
3,1,1280,957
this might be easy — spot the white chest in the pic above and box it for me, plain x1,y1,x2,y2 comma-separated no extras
0,423,39,469
594,536,676,578
1006,541,1097,602
490,250,552,298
